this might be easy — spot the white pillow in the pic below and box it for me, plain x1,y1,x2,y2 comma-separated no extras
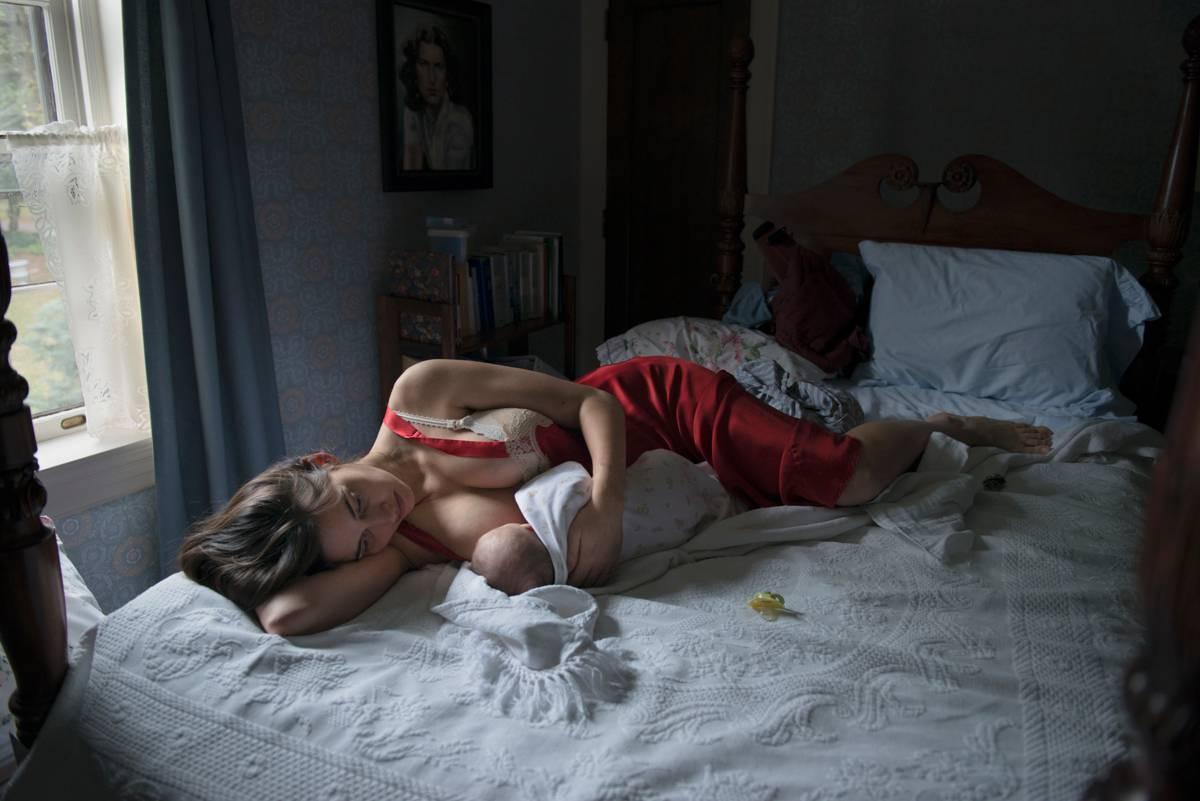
596,316,828,382
0,526,104,782
853,242,1158,416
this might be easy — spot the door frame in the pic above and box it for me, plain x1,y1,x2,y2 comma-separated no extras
587,0,778,345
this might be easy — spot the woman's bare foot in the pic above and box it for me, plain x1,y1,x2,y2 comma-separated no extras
926,412,1052,454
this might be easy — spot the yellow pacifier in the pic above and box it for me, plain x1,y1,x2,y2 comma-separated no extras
748,591,800,621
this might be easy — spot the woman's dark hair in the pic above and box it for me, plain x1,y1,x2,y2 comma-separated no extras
398,26,462,111
179,455,340,613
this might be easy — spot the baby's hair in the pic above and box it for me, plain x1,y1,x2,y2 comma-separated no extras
472,524,553,595
178,454,342,612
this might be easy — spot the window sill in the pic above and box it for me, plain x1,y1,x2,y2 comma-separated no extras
37,430,154,519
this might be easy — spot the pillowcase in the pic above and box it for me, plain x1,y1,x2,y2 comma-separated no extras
595,315,829,381
756,224,870,374
1,523,104,783
853,241,1159,416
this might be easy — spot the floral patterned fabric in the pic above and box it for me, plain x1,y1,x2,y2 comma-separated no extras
595,316,829,382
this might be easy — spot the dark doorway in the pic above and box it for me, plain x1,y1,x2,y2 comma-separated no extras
605,0,750,338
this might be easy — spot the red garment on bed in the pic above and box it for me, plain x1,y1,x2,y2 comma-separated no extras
553,357,861,508
383,356,862,511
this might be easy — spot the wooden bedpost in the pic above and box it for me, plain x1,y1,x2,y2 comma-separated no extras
0,231,67,751
1136,15,1200,429
1089,297,1200,801
714,35,753,318
1147,16,1200,291
1083,22,1200,797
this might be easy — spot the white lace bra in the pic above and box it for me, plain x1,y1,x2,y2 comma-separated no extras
391,407,556,480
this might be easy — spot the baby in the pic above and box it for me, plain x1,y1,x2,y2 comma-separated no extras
470,450,740,594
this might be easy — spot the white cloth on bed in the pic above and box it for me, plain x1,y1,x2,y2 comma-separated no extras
514,449,739,585
432,451,861,726
836,378,1144,435
868,420,1163,562
4,419,1159,801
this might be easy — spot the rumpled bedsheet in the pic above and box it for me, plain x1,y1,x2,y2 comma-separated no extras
4,419,1160,801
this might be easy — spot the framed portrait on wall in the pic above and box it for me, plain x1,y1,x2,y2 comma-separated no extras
376,0,493,191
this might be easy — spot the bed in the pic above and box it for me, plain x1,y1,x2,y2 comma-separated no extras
2,17,1199,801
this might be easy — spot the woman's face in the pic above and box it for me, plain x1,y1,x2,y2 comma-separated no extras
416,42,448,106
316,463,415,564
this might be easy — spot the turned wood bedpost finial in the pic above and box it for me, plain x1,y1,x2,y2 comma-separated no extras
0,231,67,751
1133,15,1200,431
1146,15,1200,295
715,35,754,317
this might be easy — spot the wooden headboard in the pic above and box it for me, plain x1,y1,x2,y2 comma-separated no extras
713,19,1200,800
0,17,1197,799
714,22,1200,432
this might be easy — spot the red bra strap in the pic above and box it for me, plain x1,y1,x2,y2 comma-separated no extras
397,520,465,562
383,408,511,458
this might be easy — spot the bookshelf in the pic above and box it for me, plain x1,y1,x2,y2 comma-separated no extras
376,273,576,407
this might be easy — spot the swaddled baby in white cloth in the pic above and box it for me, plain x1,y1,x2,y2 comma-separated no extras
471,449,740,594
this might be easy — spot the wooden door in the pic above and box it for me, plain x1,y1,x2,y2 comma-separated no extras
605,0,750,338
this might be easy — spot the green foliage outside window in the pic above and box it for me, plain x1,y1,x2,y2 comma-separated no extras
0,3,55,132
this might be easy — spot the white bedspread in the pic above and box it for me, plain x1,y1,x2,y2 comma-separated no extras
4,420,1158,801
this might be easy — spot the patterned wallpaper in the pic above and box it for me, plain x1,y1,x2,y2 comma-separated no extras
57,0,581,611
769,0,1200,344
55,488,158,613
235,0,581,457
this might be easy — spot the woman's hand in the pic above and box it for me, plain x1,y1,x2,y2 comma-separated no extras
566,495,624,587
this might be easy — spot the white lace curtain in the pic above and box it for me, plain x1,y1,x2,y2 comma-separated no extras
7,122,150,441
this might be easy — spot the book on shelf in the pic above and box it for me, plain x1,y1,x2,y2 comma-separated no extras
490,251,515,329
455,262,475,337
484,246,531,326
492,242,541,321
510,231,564,319
387,228,565,348
467,255,495,333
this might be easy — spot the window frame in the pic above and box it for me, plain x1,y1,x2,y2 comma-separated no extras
4,0,88,443
3,0,87,125
2,0,153,509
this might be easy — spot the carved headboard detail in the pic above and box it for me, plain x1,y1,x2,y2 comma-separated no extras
715,17,1200,431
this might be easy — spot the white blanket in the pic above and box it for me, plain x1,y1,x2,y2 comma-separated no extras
431,420,1161,728
4,419,1159,801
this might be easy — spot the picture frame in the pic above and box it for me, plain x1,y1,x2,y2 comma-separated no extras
376,0,493,191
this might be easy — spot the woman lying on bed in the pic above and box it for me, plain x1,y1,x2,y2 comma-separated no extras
179,356,1051,636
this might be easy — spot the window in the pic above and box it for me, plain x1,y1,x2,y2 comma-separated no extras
1,0,93,442
0,1,151,518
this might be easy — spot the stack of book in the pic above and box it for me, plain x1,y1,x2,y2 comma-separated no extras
387,220,565,344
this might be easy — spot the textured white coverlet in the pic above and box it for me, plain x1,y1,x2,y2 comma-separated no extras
4,421,1157,801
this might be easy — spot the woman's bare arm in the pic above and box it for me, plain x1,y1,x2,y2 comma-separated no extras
391,359,626,584
256,544,413,636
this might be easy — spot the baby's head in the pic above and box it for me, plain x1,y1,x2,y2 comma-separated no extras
471,522,553,595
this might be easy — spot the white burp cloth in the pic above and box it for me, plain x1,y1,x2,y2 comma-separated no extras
514,450,738,584
515,462,593,584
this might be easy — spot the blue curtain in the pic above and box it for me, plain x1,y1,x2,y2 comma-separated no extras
124,0,285,574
